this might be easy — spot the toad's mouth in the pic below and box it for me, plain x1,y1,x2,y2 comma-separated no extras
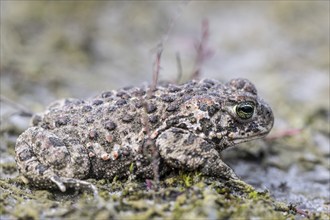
232,134,268,145
228,129,271,145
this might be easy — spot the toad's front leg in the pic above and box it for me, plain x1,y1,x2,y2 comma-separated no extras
156,128,239,180
15,127,97,195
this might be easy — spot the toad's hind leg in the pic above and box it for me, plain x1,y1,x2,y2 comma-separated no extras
15,127,96,195
156,128,239,180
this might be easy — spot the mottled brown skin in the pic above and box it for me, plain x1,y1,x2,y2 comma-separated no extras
15,78,274,192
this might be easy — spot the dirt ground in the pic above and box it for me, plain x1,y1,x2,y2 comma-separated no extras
1,1,329,219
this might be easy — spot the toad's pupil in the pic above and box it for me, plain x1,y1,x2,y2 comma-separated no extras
240,105,253,113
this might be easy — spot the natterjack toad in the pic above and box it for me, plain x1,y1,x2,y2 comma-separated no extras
15,78,274,192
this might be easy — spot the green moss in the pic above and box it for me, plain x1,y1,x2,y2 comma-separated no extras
1,160,325,219
0,162,17,175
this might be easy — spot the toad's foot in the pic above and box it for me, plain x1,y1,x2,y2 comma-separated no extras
50,176,98,197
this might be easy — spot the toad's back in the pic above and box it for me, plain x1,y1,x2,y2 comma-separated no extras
30,80,226,153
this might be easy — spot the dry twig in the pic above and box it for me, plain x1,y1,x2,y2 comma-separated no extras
175,52,183,83
141,2,187,189
191,19,214,80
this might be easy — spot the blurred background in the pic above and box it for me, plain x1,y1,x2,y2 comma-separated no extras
1,1,329,213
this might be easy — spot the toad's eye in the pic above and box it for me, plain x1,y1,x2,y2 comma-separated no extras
235,101,255,119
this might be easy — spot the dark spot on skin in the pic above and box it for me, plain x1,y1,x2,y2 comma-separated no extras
108,106,116,112
122,150,130,156
185,81,197,88
104,120,116,130
216,123,224,133
50,154,69,168
149,115,158,123
71,119,78,126
207,105,219,116
132,89,146,96
226,126,237,133
24,165,29,172
184,88,194,93
49,137,64,147
248,123,260,133
116,99,127,106
18,149,33,161
166,117,179,127
165,148,174,154
202,79,216,85
64,99,82,106
36,141,41,148
86,117,94,123
184,133,196,145
171,128,185,134
55,116,70,127
161,133,167,139
69,139,80,145
201,83,212,89
161,95,175,102
199,87,208,93
198,102,208,111
208,92,219,97
168,86,181,92
87,145,94,151
177,123,188,129
166,103,178,112
222,142,230,149
123,86,134,91
42,123,52,130
35,164,48,175
135,101,143,108
92,99,103,105
122,114,134,123
211,155,219,163
116,91,131,99
200,118,213,135
146,103,157,113
82,105,92,112
201,142,213,152
95,108,102,114
173,132,183,140
116,91,126,97
182,95,192,102
101,91,113,98
76,157,89,167
211,137,221,145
